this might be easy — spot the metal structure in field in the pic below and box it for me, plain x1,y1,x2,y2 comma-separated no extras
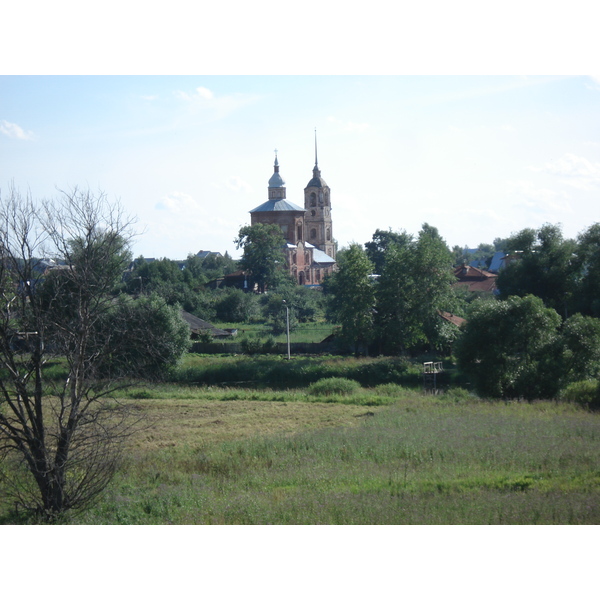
423,361,444,393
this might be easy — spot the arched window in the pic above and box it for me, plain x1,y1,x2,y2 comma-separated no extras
311,228,317,239
326,228,331,241
310,193,317,207
297,224,302,241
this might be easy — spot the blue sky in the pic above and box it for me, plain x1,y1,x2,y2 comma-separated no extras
2,0,600,262
2,75,600,260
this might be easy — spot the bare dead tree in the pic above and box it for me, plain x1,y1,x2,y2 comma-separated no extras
0,185,143,520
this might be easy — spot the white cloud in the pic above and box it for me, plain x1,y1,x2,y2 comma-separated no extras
546,153,600,177
327,116,369,133
173,86,259,118
143,192,242,258
507,180,573,213
155,191,205,214
585,76,600,91
225,176,252,193
194,86,214,100
0,119,35,140
174,87,214,102
530,153,600,190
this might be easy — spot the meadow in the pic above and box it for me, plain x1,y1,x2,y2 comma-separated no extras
2,356,599,524
216,322,335,345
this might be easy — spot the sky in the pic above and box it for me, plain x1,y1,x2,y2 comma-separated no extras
3,74,600,261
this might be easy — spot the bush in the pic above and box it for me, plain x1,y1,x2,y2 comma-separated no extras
215,288,260,323
560,380,600,409
261,336,278,354
308,377,361,396
241,336,278,355
351,358,421,387
241,337,264,355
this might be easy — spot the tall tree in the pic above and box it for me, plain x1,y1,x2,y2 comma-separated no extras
375,224,457,353
235,223,288,293
324,243,376,354
573,223,600,317
0,186,189,520
497,224,578,317
365,228,412,274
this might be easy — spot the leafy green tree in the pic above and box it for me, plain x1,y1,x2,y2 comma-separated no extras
235,223,287,293
375,224,458,354
452,245,467,266
455,295,562,399
261,292,299,334
185,251,237,283
289,286,325,323
497,224,578,317
452,243,496,269
127,258,184,300
365,228,412,274
573,223,600,317
95,293,191,380
215,287,260,323
324,243,376,354
126,256,216,316
556,313,600,385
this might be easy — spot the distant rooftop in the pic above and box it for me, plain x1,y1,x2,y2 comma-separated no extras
306,243,336,265
196,250,223,259
250,198,304,213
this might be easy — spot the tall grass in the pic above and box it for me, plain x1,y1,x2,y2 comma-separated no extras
70,394,600,524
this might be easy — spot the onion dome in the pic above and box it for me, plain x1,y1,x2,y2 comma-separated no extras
268,155,285,188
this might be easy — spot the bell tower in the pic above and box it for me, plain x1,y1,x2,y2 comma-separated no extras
304,131,335,259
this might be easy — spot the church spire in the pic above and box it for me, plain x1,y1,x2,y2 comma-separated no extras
313,130,321,177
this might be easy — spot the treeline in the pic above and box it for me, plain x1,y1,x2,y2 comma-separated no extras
125,219,600,403
325,224,460,355
326,221,600,404
458,223,600,402
124,248,328,333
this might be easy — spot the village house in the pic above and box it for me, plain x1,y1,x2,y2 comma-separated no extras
453,265,498,295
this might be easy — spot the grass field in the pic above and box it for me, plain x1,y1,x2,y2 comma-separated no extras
212,322,335,344
61,386,600,525
2,355,599,525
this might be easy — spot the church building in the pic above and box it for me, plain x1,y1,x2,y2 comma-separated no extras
249,142,336,286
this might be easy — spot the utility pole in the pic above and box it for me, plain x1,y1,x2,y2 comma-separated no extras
283,300,291,360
